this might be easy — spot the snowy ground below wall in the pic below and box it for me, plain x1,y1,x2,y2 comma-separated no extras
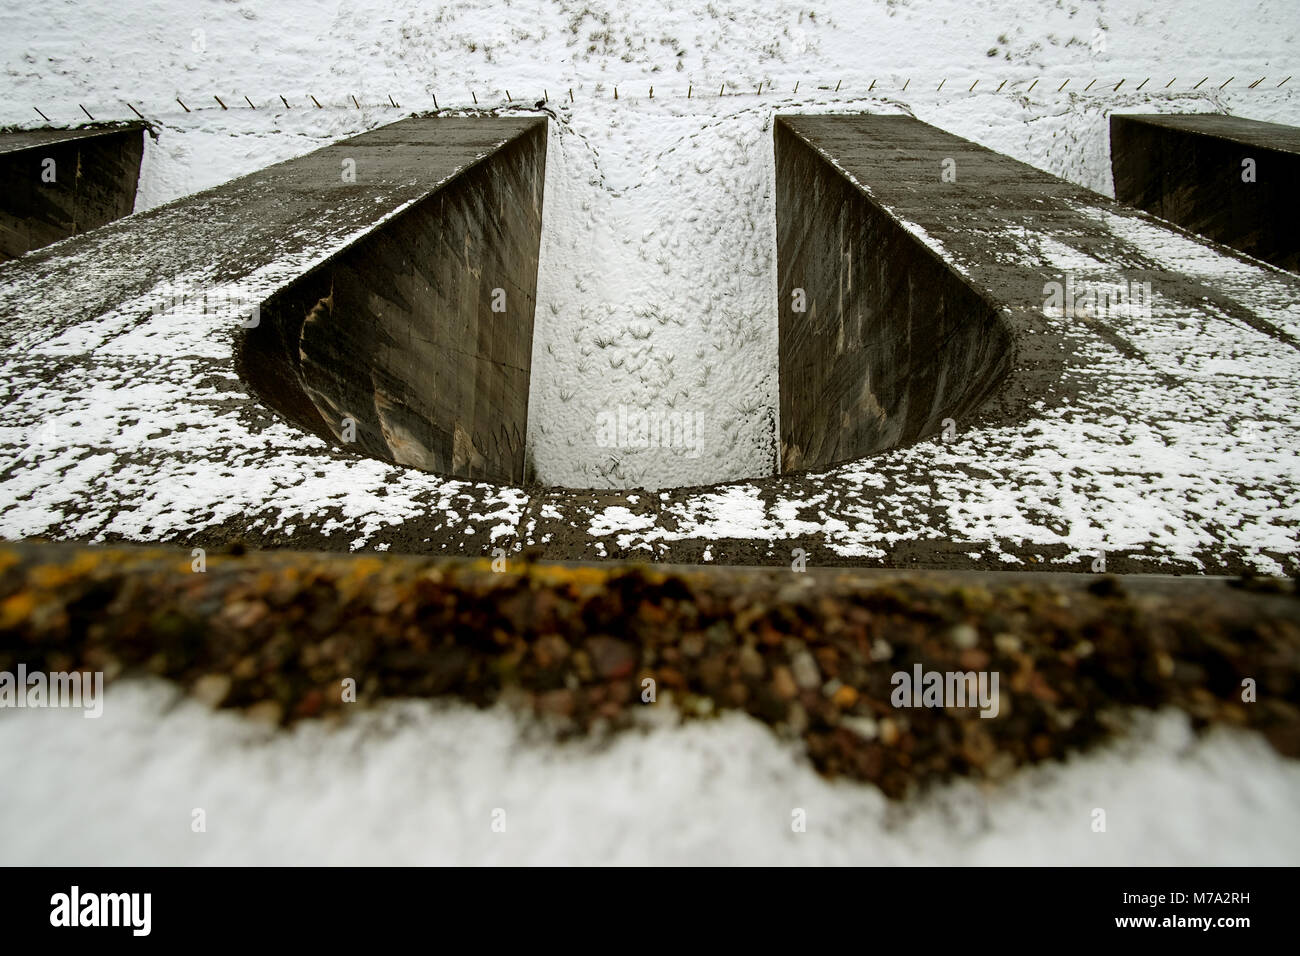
0,680,1296,865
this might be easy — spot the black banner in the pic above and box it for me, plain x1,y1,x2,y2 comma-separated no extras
2,867,1286,942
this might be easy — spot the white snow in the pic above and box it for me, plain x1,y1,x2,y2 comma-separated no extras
0,679,1296,865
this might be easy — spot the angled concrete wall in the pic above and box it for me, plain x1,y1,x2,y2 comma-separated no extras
0,122,145,261
239,117,546,484
775,115,1016,473
5,111,1300,576
1111,113,1300,272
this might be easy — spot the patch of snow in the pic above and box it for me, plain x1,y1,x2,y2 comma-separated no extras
0,680,1295,865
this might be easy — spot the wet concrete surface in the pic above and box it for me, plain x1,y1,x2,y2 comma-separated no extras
776,115,1015,472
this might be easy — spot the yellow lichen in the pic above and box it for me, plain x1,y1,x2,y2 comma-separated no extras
0,591,36,629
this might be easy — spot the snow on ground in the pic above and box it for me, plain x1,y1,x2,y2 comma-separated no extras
0,679,1296,865
4,0,1298,488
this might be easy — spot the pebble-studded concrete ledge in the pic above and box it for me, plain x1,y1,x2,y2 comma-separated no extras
1,542,1296,798
0,112,1298,575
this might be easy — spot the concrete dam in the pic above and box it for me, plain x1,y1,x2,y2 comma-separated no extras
231,113,1024,491
2,112,1299,575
